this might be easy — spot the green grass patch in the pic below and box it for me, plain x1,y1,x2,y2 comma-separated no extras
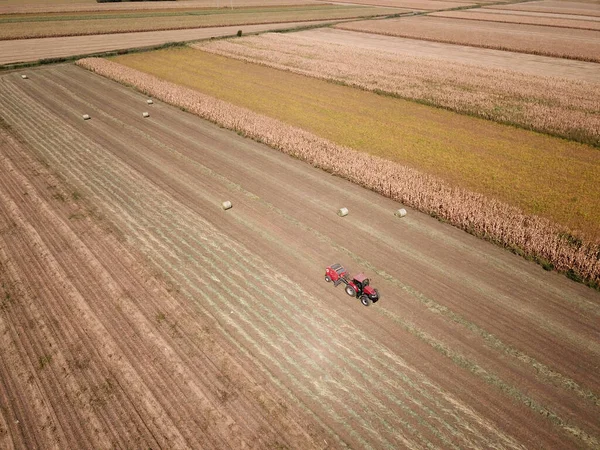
112,47,600,241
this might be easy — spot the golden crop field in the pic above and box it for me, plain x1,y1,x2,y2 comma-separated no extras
0,5,400,40
336,16,600,62
110,47,600,245
194,32,600,146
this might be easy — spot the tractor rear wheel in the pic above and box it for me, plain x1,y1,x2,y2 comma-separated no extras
325,275,332,283
360,295,372,307
345,285,356,297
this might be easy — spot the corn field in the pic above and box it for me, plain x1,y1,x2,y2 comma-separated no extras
194,33,600,146
76,57,600,286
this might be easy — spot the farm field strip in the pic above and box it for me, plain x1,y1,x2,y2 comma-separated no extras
284,28,600,83
108,48,600,246
3,65,600,448
430,9,600,29
0,73,524,449
0,5,401,40
487,0,600,17
336,15,600,62
479,7,600,21
195,32,600,146
0,0,323,15
0,21,336,66
316,0,475,9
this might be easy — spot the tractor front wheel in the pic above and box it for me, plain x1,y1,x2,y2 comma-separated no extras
345,285,356,297
360,295,372,307
325,275,332,283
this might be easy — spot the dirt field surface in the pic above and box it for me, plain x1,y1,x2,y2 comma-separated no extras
316,0,473,9
0,0,322,15
488,0,600,18
336,15,600,62
0,5,399,40
285,28,600,83
0,21,337,66
1,64,599,449
431,9,600,30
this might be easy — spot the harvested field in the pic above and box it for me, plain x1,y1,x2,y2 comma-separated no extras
194,32,600,145
336,15,600,62
315,0,473,9
0,21,337,66
1,63,599,449
488,0,600,18
0,0,322,14
0,5,400,40
431,9,600,30
277,28,600,83
108,47,600,248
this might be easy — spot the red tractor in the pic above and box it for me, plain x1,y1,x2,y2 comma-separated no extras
325,263,380,306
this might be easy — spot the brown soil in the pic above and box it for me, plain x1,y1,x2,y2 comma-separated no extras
0,64,599,449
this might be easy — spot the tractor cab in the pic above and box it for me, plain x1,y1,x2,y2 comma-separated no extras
352,273,369,292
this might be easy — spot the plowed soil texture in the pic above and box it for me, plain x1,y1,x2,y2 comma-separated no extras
0,64,599,449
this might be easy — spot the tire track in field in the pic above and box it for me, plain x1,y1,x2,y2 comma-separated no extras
0,73,528,446
0,180,122,449
0,134,274,448
1,131,328,450
0,137,204,449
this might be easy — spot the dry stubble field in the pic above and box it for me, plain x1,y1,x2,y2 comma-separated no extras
0,4,402,40
430,9,600,30
1,64,599,449
337,15,600,61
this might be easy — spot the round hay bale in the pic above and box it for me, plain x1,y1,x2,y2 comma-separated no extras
21,74,28,79
338,207,349,217
395,208,407,218
82,114,90,120
147,99,153,105
142,112,150,118
222,201,232,210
